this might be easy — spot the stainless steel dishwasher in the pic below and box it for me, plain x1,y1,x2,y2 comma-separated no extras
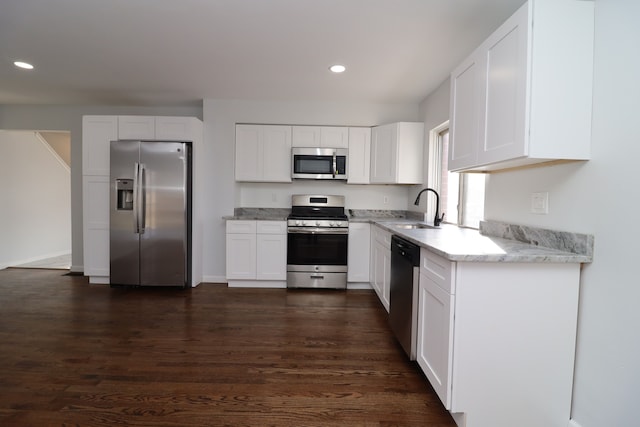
389,235,420,360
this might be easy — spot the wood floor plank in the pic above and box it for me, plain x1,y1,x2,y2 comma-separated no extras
0,268,455,426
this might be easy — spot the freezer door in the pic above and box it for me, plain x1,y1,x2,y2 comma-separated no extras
139,141,190,287
110,140,141,285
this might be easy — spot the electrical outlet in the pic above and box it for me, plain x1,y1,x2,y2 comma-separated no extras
383,196,389,204
531,192,549,214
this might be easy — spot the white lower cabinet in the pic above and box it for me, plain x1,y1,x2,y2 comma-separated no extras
417,250,456,408
347,223,370,283
226,220,286,287
416,248,581,427
370,225,391,311
256,222,287,281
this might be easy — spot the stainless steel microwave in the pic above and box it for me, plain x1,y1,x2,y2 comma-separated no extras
291,147,348,180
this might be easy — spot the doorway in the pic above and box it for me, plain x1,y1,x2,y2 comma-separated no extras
0,130,72,270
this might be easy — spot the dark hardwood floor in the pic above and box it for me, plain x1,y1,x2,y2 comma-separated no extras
0,268,455,426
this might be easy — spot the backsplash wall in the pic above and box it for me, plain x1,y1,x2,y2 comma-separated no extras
238,181,410,209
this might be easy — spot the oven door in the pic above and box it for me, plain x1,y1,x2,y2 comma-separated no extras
287,228,348,267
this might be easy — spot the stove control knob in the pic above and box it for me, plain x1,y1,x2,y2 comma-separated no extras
296,220,302,226
316,221,321,226
330,221,336,227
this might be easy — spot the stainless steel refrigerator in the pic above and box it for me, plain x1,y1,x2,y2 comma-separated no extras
110,140,191,287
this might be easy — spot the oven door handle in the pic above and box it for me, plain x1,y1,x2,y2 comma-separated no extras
288,227,348,234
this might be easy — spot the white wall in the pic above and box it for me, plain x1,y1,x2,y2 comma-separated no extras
203,99,420,282
413,77,451,220
0,131,71,268
483,1,639,425
0,104,202,272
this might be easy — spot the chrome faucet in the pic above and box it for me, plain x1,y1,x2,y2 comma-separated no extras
414,188,445,227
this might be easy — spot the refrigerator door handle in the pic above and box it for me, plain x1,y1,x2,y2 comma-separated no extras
133,162,140,234
138,163,147,234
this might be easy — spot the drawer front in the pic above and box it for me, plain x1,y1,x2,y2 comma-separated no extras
257,221,286,234
227,220,257,234
420,248,455,294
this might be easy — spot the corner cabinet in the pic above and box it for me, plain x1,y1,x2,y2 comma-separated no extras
226,220,287,288
370,122,424,184
416,248,581,427
82,115,203,286
449,0,594,172
235,125,292,182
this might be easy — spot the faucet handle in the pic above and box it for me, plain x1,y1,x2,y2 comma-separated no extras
435,212,445,226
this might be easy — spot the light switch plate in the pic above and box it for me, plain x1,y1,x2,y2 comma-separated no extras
531,192,549,214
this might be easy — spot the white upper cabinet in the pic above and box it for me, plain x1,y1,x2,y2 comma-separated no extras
347,127,371,184
292,126,348,148
370,122,424,184
118,116,155,140
82,116,118,176
118,116,200,141
235,124,292,182
449,55,483,171
320,126,349,148
449,0,594,172
156,116,201,140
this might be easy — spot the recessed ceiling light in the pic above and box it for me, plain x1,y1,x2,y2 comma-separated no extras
14,61,34,70
329,64,346,73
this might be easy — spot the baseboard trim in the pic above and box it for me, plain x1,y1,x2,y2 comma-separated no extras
227,280,286,289
568,419,583,427
202,275,227,284
347,282,373,290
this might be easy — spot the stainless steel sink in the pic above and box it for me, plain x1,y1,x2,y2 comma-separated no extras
393,223,437,230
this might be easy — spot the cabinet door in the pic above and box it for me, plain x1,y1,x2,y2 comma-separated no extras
417,272,455,409
226,233,257,280
155,116,195,140
82,116,118,176
371,226,391,311
321,126,349,148
292,126,320,147
370,124,397,183
82,176,110,277
477,4,528,166
449,54,482,171
118,116,155,140
348,223,370,282
256,221,286,280
347,127,371,184
262,125,292,182
372,241,387,308
235,125,263,181
256,234,286,280
395,122,424,184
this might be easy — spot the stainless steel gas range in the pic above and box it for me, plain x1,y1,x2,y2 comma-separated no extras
286,195,348,289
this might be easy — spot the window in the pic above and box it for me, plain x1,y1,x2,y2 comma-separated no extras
427,122,485,229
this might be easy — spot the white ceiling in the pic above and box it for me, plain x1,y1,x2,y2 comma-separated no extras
0,0,526,106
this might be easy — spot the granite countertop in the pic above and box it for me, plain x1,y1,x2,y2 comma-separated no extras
223,208,290,221
223,209,594,263
373,219,593,263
